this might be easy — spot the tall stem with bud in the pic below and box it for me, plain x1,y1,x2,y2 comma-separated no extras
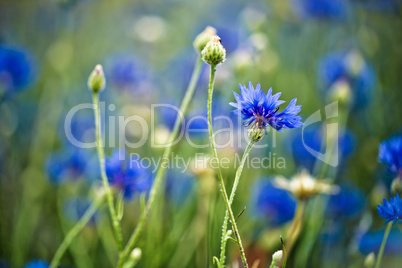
92,91,123,251
202,35,248,268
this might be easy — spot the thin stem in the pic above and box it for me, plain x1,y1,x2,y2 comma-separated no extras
374,221,393,268
50,194,105,268
219,141,254,267
117,57,204,268
92,92,123,251
286,200,305,254
207,64,248,268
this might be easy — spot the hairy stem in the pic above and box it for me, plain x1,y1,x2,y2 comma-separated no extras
92,92,123,251
117,57,204,268
207,64,248,268
219,141,253,267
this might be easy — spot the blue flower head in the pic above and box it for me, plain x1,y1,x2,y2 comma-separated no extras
293,0,349,19
326,183,365,219
46,147,97,185
291,125,355,172
24,260,48,268
106,54,153,94
379,135,402,175
250,179,296,227
230,82,302,141
106,150,152,200
377,194,402,224
0,45,37,98
318,51,376,109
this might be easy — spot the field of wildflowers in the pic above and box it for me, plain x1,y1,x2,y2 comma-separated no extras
1,0,402,267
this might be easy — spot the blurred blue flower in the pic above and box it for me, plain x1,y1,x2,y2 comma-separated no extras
46,147,97,185
215,26,240,55
0,45,36,99
293,0,349,19
230,82,302,132
250,178,296,227
379,135,402,175
377,194,402,224
24,260,48,268
165,170,196,207
326,182,365,219
105,54,153,94
63,197,98,224
185,111,209,139
106,150,152,200
60,110,95,145
359,228,402,255
163,49,208,100
291,125,355,171
318,51,376,109
156,99,180,131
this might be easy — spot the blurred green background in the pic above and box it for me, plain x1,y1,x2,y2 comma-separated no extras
1,0,402,267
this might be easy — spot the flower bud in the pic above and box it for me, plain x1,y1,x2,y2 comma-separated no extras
193,26,217,53
201,35,226,66
88,64,105,93
270,250,283,267
248,124,265,143
364,252,375,268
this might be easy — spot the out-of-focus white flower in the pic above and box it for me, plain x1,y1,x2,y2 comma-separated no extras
274,170,339,200
134,16,167,43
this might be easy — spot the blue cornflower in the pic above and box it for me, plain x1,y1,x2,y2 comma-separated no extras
318,51,376,109
326,182,365,219
24,260,48,268
106,54,153,94
290,125,355,172
106,150,152,200
377,194,402,224
0,45,36,98
46,147,97,185
230,82,302,136
293,0,349,19
250,178,296,227
379,135,402,175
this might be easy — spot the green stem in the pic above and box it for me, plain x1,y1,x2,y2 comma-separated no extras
50,194,105,268
92,92,123,251
374,222,393,268
285,200,305,254
219,141,253,267
207,64,248,268
117,57,204,268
